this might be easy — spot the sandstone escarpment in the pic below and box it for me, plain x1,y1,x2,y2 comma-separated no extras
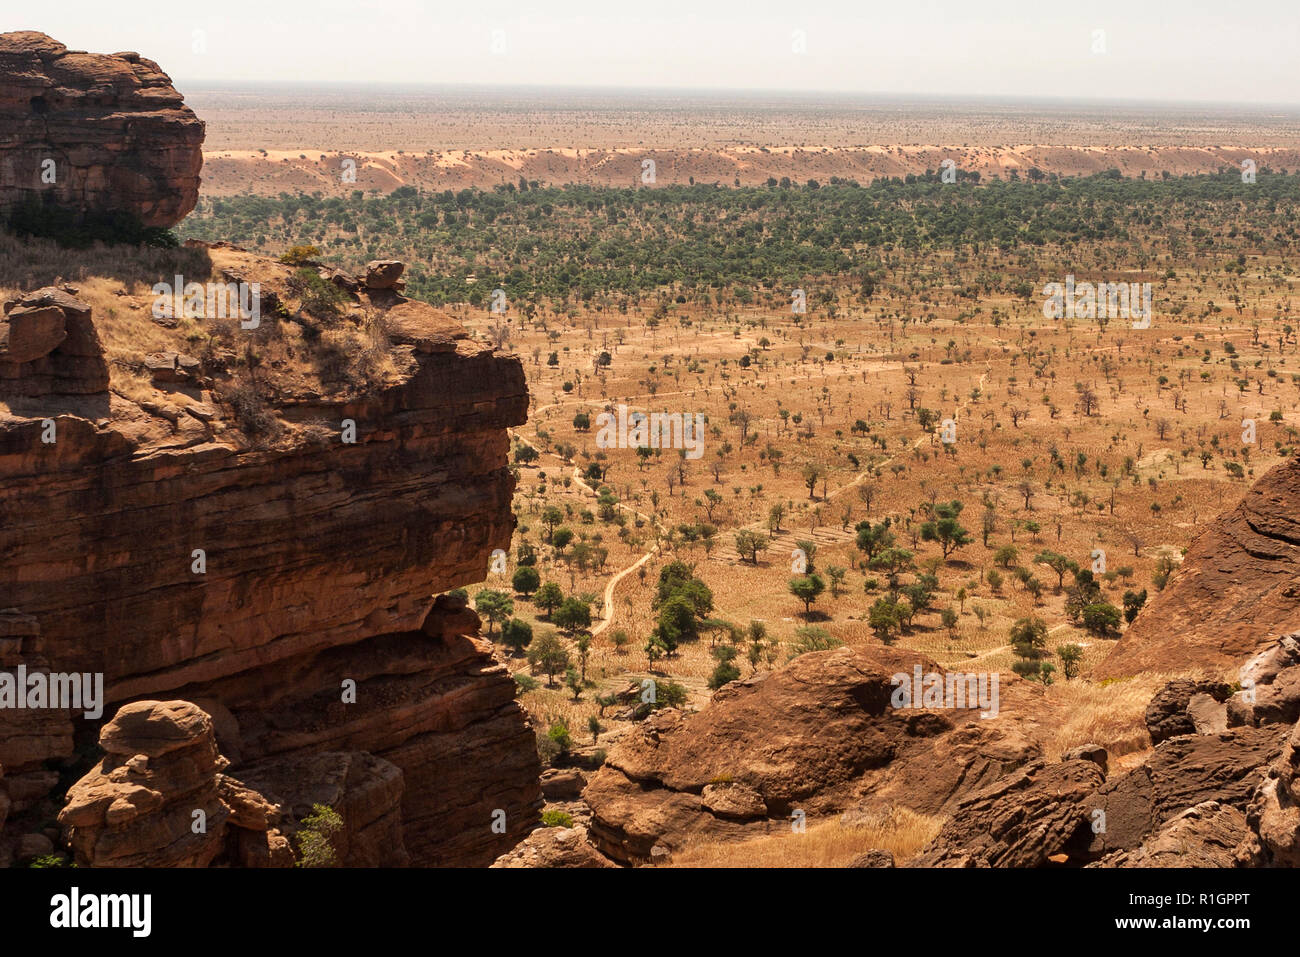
1,242,541,865
0,31,203,228
1098,454,1300,678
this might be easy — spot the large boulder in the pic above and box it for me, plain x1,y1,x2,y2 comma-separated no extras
491,825,616,869
911,760,1106,867
0,31,204,228
1093,801,1249,868
0,287,108,397
1145,678,1233,745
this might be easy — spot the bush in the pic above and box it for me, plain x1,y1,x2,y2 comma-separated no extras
502,618,533,655
1081,602,1123,637
511,565,540,596
547,720,572,756
279,244,321,266
294,803,343,867
786,625,842,660
541,810,574,828
289,267,348,319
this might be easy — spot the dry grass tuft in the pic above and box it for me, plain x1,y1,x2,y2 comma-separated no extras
1038,667,1232,759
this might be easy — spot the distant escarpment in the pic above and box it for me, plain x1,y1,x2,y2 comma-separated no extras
0,246,540,866
0,31,204,229
1098,454,1300,679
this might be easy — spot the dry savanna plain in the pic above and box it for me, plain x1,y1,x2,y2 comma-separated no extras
166,93,1300,864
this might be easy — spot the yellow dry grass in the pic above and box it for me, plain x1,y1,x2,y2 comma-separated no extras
667,806,945,868
1037,667,1232,759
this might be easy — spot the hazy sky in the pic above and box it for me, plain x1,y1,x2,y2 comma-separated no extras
22,0,1300,103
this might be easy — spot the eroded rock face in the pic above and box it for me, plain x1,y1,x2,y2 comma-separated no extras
1241,719,1300,866
1093,801,1249,868
1083,725,1288,858
232,751,408,868
0,31,204,228
0,609,74,816
1228,635,1300,729
585,646,1053,864
910,760,1106,868
1099,454,1300,678
57,699,412,868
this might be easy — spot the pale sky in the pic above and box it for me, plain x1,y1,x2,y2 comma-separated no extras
19,0,1300,104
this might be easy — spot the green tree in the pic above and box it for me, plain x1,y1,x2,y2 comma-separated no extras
534,582,564,618
527,632,570,686
553,597,592,635
1056,643,1084,679
473,588,513,636
501,618,533,656
734,529,766,563
1034,551,1077,591
708,644,742,690
1009,616,1048,658
294,803,343,868
1122,588,1148,623
564,666,584,701
788,573,826,614
919,501,972,559
1081,602,1123,637
511,565,540,597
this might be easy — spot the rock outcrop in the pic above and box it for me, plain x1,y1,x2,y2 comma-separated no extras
1145,678,1234,745
911,759,1106,867
1228,634,1300,728
0,609,74,817
1240,718,1300,865
1,287,110,397
0,31,204,228
1099,454,1300,678
1083,725,1288,858
56,699,412,867
491,825,616,869
59,700,235,867
1094,801,1249,868
584,646,1054,864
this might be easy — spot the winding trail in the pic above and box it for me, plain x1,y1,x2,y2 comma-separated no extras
513,363,991,637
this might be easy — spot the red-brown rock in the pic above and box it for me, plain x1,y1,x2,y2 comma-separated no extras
1099,455,1300,678
0,31,204,228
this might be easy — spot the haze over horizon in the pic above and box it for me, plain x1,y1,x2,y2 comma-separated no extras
22,0,1300,106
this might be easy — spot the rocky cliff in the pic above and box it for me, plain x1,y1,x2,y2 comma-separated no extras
0,31,203,229
0,246,541,866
